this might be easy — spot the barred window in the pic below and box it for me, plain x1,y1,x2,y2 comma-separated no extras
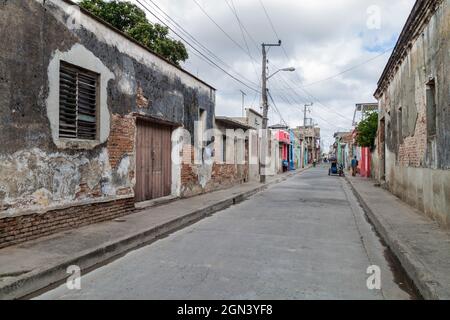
59,62,98,140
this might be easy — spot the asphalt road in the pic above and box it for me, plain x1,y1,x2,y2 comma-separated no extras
36,166,414,300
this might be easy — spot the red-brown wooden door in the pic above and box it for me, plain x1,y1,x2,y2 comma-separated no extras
135,120,172,202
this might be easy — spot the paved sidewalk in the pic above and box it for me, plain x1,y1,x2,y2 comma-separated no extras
0,170,305,299
346,175,450,300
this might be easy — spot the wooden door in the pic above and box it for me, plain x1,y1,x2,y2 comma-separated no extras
135,120,172,202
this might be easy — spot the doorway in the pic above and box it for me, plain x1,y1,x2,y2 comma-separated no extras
135,119,172,202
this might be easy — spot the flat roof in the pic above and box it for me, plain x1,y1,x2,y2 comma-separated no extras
246,108,263,118
215,116,255,130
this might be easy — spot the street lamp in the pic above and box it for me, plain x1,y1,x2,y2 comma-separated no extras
260,42,296,183
267,67,296,80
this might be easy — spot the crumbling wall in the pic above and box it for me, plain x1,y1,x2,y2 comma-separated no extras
179,134,249,197
376,0,450,227
0,0,215,218
380,0,449,169
181,161,248,197
0,147,130,214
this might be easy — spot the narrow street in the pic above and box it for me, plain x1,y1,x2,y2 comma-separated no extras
36,167,415,300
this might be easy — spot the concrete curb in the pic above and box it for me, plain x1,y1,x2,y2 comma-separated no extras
0,169,304,300
345,177,445,300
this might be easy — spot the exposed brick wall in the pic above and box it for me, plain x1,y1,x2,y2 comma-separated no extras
181,145,197,186
0,198,136,249
136,83,150,109
180,143,249,197
75,183,102,200
212,164,238,182
397,114,427,167
107,114,136,169
210,164,247,187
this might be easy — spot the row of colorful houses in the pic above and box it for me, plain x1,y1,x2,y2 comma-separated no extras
331,129,371,178
268,124,320,173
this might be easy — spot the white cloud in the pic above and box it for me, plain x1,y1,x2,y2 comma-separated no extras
131,0,415,149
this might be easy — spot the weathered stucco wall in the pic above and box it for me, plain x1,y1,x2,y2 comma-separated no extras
376,0,450,227
0,0,215,216
248,130,260,182
384,149,450,227
179,123,250,197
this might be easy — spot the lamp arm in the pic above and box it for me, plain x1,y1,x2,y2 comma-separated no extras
267,69,281,80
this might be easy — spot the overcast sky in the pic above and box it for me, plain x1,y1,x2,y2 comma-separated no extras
131,0,416,149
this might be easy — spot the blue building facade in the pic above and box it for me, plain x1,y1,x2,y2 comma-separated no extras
289,130,295,171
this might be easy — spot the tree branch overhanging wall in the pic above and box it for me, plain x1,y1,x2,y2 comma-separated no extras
355,111,378,149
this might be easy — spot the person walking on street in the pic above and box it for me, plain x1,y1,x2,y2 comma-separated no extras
351,156,359,177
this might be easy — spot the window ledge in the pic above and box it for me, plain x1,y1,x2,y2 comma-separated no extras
55,138,102,150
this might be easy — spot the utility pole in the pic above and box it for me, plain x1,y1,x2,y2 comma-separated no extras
260,40,281,183
240,90,247,117
304,103,313,127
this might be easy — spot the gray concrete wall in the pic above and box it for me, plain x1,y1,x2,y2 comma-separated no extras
0,0,215,215
246,109,263,130
385,150,450,227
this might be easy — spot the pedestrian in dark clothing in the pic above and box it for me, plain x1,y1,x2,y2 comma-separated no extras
351,156,359,176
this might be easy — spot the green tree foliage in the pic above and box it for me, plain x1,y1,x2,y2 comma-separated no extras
356,111,378,148
79,0,188,65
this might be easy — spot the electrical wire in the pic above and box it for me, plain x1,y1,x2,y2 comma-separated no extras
143,0,258,87
134,0,260,93
191,0,257,63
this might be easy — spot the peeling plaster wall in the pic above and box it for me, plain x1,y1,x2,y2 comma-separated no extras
0,147,131,216
0,0,215,216
179,123,254,197
375,0,450,227
379,0,449,168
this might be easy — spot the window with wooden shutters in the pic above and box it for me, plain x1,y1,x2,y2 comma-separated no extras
59,62,98,140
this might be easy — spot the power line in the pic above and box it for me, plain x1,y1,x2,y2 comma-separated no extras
300,87,354,122
135,0,260,93
268,75,349,131
267,67,354,125
142,0,259,88
267,91,288,127
272,47,394,90
143,0,357,129
224,0,260,80
272,90,341,130
258,0,280,41
144,0,244,75
221,0,271,112
191,0,258,64
277,72,354,123
257,0,292,62
267,91,305,145
299,47,393,88
253,0,365,124
227,1,262,58
255,1,350,126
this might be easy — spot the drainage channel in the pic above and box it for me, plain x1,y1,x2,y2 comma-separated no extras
382,242,423,300
346,179,423,300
